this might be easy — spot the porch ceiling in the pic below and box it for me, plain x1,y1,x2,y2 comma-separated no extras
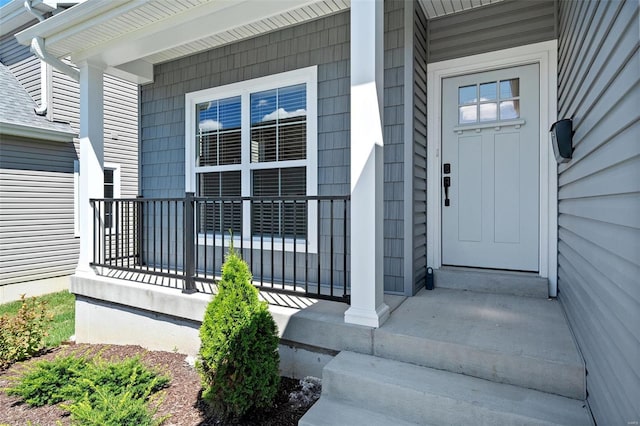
419,0,504,19
14,0,503,84
15,0,349,83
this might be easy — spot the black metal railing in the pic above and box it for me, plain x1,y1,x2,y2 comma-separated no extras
90,194,350,303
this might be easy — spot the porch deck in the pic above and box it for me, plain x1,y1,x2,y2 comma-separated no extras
72,274,583,395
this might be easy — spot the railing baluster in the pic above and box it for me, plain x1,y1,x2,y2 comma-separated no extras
293,200,297,291
343,198,348,299
270,200,274,288
330,199,334,297
317,199,321,297
305,199,309,294
260,200,264,286
282,200,285,290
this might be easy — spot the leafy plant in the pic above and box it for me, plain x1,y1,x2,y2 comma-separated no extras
63,378,168,426
4,353,170,424
198,245,280,419
5,355,87,406
0,295,53,369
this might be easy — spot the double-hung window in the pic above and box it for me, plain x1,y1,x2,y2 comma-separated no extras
185,67,318,251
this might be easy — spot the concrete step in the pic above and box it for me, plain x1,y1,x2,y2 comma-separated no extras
434,267,549,298
310,351,591,426
299,398,421,426
374,288,586,399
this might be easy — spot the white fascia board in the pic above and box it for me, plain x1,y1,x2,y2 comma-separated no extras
0,122,76,142
0,0,83,37
15,0,132,46
107,60,154,85
71,0,320,67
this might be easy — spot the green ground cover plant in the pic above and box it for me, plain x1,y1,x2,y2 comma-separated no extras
198,244,281,420
4,352,169,425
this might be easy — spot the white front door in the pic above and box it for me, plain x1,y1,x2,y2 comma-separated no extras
442,64,539,271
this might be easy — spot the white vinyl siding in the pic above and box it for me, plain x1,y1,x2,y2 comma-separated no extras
51,59,138,199
0,22,41,104
0,137,78,286
556,0,640,424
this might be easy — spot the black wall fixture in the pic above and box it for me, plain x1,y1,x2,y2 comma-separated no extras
550,118,573,163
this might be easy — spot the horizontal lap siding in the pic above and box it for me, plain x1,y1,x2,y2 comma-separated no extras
0,137,78,285
0,22,40,104
557,0,640,424
427,0,556,63
52,64,139,198
413,3,428,293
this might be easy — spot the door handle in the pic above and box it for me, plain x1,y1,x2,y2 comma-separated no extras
443,176,451,207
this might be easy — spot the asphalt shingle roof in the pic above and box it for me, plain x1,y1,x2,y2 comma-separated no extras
0,62,75,135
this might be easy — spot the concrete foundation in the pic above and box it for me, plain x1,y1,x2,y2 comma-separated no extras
0,275,71,304
71,274,405,379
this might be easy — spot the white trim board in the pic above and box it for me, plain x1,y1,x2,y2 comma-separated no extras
426,40,559,297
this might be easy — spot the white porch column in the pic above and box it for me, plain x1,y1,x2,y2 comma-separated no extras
345,0,390,327
76,61,105,275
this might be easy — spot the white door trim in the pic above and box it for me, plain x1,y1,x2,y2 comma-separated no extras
426,40,558,297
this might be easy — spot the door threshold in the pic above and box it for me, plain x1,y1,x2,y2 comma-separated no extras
439,265,540,277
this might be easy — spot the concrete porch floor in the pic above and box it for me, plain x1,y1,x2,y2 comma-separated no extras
277,286,584,396
71,274,584,397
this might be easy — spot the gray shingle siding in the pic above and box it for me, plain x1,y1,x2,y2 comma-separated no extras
384,0,406,293
141,7,416,294
141,11,352,288
556,0,640,424
141,12,351,199
427,0,556,63
413,3,428,293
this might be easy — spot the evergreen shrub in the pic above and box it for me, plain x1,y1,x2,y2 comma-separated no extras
198,246,280,419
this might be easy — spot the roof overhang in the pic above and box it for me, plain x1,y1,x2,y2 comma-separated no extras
13,0,504,85
0,0,84,37
0,121,76,142
15,0,350,84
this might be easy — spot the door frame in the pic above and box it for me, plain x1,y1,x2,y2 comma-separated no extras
426,40,558,296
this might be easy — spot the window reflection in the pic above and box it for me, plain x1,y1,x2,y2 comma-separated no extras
457,78,520,124
458,85,477,104
500,79,519,98
500,100,520,120
479,103,497,122
459,105,477,124
479,82,497,101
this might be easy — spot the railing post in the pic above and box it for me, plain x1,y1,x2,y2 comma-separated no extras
183,192,197,294
136,195,144,266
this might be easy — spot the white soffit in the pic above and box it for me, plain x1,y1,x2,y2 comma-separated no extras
16,0,350,70
419,0,505,19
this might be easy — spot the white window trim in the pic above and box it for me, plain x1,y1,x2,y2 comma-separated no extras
103,163,121,234
74,162,121,236
185,66,318,253
74,159,80,237
426,40,558,297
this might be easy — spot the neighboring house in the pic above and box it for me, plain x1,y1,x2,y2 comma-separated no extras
0,0,138,303
13,0,639,424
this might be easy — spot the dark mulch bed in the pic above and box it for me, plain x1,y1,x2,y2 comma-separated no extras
0,344,315,426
